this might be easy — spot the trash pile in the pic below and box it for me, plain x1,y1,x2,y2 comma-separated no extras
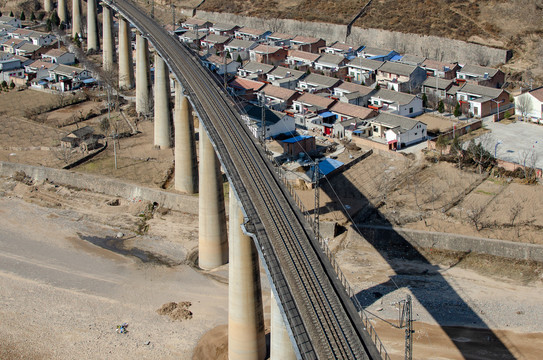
116,322,129,334
156,301,192,321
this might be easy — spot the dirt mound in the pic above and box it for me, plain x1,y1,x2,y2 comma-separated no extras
156,301,193,321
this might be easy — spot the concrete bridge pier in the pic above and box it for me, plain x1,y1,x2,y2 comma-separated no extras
71,0,82,38
102,5,115,72
118,17,134,89
57,0,67,24
271,292,297,360
153,54,171,149
228,188,266,360
173,81,198,194
44,0,53,12
135,32,151,116
87,0,99,51
198,128,228,269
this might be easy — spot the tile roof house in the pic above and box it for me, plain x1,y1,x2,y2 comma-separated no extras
242,104,295,139
227,77,265,100
11,29,56,46
368,88,424,117
456,64,505,88
0,16,21,28
234,27,271,42
237,61,275,81
346,57,382,85
200,33,231,52
267,32,294,47
330,102,378,122
248,44,287,65
224,38,258,61
258,84,300,111
266,66,306,89
313,53,348,73
370,112,427,150
41,48,75,65
209,23,240,36
292,92,336,113
322,41,361,57
395,54,426,66
297,73,341,93
456,83,510,118
290,35,326,53
181,18,212,31
333,82,374,106
200,53,241,75
178,30,206,47
376,61,427,93
357,46,398,61
421,59,460,80
286,50,320,68
514,86,543,122
2,38,28,53
15,43,43,58
422,77,455,103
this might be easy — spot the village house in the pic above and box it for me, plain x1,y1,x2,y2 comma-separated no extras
322,41,361,58
369,112,427,150
333,118,371,139
249,44,287,65
25,59,56,81
267,32,294,47
514,87,543,122
178,30,206,48
421,59,460,79
368,88,424,117
395,54,426,66
330,101,378,122
0,53,23,81
237,61,275,81
60,126,100,152
313,53,348,73
2,38,28,54
41,48,75,65
455,83,510,118
224,38,258,61
47,64,92,91
200,33,230,52
296,73,341,93
346,57,382,85
10,29,56,46
181,18,212,32
258,84,299,111
234,27,271,42
266,66,305,89
280,135,316,157
357,46,398,61
209,23,240,36
421,77,455,102
227,77,265,101
15,43,44,59
376,61,427,93
333,82,374,106
242,104,295,139
290,35,326,53
200,53,240,75
0,16,21,28
285,50,320,69
456,64,505,88
292,92,336,114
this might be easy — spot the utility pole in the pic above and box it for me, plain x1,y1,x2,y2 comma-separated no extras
260,92,266,144
313,161,320,240
399,295,413,360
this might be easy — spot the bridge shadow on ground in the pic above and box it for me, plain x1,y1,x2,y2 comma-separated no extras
318,169,517,359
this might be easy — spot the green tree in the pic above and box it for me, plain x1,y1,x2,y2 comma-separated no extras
1,80,7,89
30,12,36,21
453,102,461,117
375,83,380,91
50,12,60,27
73,34,81,48
20,11,25,21
504,110,511,119
0,11,3,17
438,100,444,113
9,81,14,89
422,93,428,108
435,134,449,156
46,19,52,32
9,11,14,17
236,54,242,63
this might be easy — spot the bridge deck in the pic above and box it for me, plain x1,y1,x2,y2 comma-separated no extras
105,1,381,358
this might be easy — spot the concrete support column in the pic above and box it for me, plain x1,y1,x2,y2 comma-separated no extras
44,0,53,13
174,81,198,194
271,292,296,360
198,129,228,269
153,54,171,148
87,0,99,51
135,32,151,116
102,5,115,72
228,189,266,360
57,0,67,24
71,0,82,38
118,17,134,89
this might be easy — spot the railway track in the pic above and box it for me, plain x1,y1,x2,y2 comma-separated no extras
105,1,380,358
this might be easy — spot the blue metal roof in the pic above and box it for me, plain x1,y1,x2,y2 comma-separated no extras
319,111,336,119
390,54,403,61
318,158,344,176
282,135,313,143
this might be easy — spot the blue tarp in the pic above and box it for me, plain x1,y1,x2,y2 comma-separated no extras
390,54,403,61
319,111,336,119
282,135,313,143
317,158,344,176
82,78,96,84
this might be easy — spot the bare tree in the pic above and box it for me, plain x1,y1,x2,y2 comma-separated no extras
467,134,494,174
518,149,538,181
509,202,523,227
466,205,485,231
515,95,531,121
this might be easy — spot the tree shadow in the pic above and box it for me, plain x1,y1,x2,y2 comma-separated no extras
319,169,517,359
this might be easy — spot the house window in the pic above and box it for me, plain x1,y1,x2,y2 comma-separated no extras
409,107,413,114
373,100,378,105
373,125,378,132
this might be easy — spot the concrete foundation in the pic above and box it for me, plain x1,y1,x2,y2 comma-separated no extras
71,0,82,38
102,5,115,72
87,0,99,51
270,292,296,360
198,129,228,269
118,17,134,89
228,189,266,360
173,81,198,194
135,33,151,116
57,0,67,24
153,54,172,148
44,0,53,12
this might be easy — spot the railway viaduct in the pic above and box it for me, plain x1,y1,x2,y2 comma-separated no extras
47,1,386,359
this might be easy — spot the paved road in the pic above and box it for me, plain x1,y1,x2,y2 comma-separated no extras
483,117,543,169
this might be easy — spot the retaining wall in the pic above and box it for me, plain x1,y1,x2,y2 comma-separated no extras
195,11,511,65
352,224,543,263
0,162,199,214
